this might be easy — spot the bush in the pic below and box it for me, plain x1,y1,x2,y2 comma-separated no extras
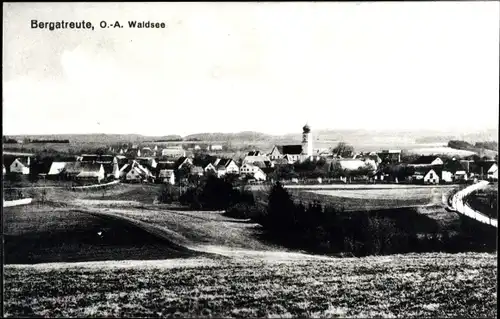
255,182,496,257
159,184,179,204
179,175,255,211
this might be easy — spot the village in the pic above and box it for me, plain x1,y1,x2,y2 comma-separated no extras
3,124,498,191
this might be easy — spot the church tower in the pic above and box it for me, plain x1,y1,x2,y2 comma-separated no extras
302,123,313,157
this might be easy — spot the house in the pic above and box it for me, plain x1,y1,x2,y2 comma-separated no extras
408,156,443,167
216,158,240,175
162,146,186,158
194,145,201,150
115,155,129,166
247,150,262,156
123,148,141,158
269,145,303,162
338,159,367,171
158,169,176,185
240,163,267,181
273,158,290,166
487,163,498,181
470,161,497,179
243,155,272,166
125,167,146,183
411,167,440,184
174,156,193,170
154,162,176,182
216,165,227,178
210,144,223,151
48,162,69,178
97,155,115,164
204,163,217,175
103,158,120,180
190,166,204,176
137,157,158,170
459,160,473,173
61,162,82,180
76,163,105,183
10,158,30,174
80,154,99,163
141,147,156,157
120,160,154,182
442,159,467,183
252,161,273,169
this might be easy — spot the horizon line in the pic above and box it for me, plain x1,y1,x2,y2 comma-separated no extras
3,127,499,138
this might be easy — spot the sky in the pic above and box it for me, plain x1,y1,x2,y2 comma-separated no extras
2,2,499,136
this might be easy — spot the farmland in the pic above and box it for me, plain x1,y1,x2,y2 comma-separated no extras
3,203,200,264
3,183,497,318
406,146,478,157
261,184,462,212
4,253,497,318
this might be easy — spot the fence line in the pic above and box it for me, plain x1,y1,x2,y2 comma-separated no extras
3,198,33,207
67,180,120,191
5,180,120,191
450,181,497,228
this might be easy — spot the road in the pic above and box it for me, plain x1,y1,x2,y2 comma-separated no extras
449,181,497,227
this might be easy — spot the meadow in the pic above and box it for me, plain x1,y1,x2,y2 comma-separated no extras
3,182,497,318
4,253,497,318
3,203,198,264
282,184,460,212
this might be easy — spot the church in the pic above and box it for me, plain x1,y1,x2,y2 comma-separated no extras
269,124,318,163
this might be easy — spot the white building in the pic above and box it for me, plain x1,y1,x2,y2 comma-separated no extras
76,163,105,183
301,123,313,157
48,162,69,176
215,158,240,177
269,123,314,163
240,163,267,181
158,169,175,185
210,145,223,151
204,163,217,175
412,167,440,184
162,146,186,158
10,158,30,174
487,163,498,180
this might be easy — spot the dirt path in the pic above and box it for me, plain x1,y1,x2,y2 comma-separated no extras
72,199,333,262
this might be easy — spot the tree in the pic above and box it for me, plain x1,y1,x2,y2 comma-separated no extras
332,142,354,158
329,161,345,178
266,181,297,232
176,163,192,183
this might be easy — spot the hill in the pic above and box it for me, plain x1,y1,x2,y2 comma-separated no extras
4,128,497,153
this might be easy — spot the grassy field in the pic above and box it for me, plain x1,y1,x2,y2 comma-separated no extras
4,253,496,318
3,183,496,318
465,183,498,219
3,203,199,264
406,146,478,157
284,185,459,212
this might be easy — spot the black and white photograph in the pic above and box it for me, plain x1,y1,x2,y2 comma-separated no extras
2,2,498,318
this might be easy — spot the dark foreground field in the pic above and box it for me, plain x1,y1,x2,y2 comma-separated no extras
3,204,199,264
4,253,496,318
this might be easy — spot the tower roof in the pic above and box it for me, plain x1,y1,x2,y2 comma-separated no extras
303,123,311,133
